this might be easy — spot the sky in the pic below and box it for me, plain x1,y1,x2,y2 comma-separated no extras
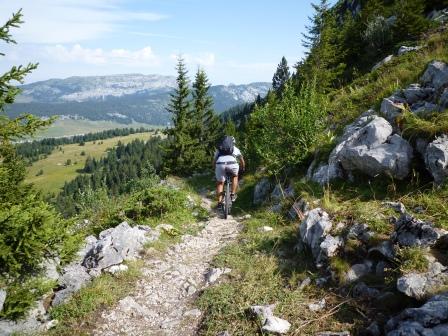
0,1,334,85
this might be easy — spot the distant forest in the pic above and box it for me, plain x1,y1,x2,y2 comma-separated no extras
16,127,155,163
55,136,164,216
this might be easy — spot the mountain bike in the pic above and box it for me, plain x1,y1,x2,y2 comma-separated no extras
222,171,233,219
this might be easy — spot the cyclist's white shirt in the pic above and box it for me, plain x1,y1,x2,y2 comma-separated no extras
214,146,242,163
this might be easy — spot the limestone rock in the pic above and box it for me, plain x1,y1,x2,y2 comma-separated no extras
348,223,375,244
258,226,274,232
250,304,291,334
368,241,396,260
421,60,448,91
372,55,393,71
52,264,91,306
345,261,373,283
41,257,60,281
402,84,434,105
308,298,326,312
396,263,448,300
352,282,380,299
317,235,343,265
339,134,413,180
105,264,129,274
0,289,6,312
298,209,333,263
253,178,271,205
309,162,344,185
205,268,231,284
425,135,448,185
410,102,439,115
83,222,157,271
385,292,448,335
398,46,422,56
392,214,447,247
288,199,309,220
439,88,448,109
383,201,407,215
380,96,406,124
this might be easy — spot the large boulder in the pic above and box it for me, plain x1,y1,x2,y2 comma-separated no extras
339,133,413,180
421,60,448,91
392,214,447,248
83,222,158,270
385,292,448,335
425,135,448,185
298,208,333,264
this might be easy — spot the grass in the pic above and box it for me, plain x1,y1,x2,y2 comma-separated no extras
328,28,448,134
32,118,158,139
397,247,429,274
26,132,154,195
46,261,142,336
400,110,448,140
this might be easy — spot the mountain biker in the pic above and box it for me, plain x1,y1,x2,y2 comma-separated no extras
213,135,245,208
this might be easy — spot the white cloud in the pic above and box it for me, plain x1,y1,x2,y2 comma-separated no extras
170,52,216,67
45,44,159,66
0,0,168,44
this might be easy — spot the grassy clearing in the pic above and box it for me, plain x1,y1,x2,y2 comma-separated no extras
26,132,154,194
33,119,158,139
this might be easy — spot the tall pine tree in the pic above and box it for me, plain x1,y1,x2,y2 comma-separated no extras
163,56,194,175
272,56,291,95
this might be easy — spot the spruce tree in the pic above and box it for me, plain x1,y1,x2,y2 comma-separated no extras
272,56,291,95
192,68,221,159
394,0,429,41
163,57,196,175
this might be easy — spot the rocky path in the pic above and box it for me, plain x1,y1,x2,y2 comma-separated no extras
94,199,241,336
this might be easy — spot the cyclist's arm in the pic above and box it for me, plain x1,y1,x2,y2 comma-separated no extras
239,156,246,170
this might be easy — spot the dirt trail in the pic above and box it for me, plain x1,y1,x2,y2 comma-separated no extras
94,198,241,336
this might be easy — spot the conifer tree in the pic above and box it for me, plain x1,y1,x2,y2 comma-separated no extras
298,0,346,90
192,68,221,158
272,56,290,95
163,57,194,175
394,0,429,41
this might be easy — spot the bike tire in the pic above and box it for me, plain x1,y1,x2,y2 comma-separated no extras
224,178,231,219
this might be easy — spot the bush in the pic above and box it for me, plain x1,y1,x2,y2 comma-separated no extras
1,277,55,320
0,193,67,276
247,80,326,174
125,185,188,220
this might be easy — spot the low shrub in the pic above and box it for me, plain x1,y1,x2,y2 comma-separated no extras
125,185,188,220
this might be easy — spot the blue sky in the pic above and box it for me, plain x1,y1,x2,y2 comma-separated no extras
0,1,334,85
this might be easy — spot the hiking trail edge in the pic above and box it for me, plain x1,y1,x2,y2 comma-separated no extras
94,197,242,336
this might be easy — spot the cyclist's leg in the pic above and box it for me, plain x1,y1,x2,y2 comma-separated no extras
229,163,239,196
216,181,224,203
215,164,226,203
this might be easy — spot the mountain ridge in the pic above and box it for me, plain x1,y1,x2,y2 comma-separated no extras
9,74,271,125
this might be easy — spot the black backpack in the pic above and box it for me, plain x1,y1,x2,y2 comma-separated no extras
217,136,234,156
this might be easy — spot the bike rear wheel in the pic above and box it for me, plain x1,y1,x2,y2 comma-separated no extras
224,178,231,219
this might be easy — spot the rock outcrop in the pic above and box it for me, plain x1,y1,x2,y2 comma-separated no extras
385,292,448,335
250,305,291,334
425,135,448,185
